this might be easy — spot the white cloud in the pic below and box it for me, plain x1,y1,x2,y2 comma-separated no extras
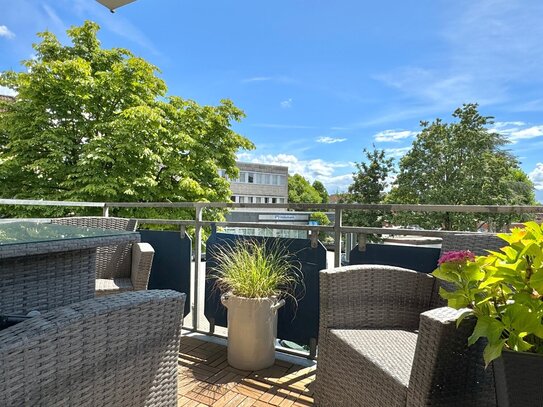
242,76,273,83
0,86,17,97
316,136,347,144
237,152,354,193
492,121,526,129
241,75,294,84
491,122,543,143
529,163,543,190
374,129,416,142
280,98,293,109
374,68,499,110
372,2,543,118
445,1,543,84
384,147,411,159
510,126,543,141
0,25,15,39
42,4,66,31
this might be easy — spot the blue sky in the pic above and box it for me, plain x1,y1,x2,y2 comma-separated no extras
1,0,543,201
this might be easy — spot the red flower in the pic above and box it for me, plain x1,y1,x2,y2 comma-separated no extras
438,250,475,265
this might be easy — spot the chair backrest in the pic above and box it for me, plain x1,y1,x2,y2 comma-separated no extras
51,217,138,279
51,216,137,232
431,233,506,307
440,233,505,256
0,290,185,406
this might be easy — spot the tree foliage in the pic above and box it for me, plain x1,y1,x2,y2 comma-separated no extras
387,104,535,230
312,180,329,203
309,211,330,226
310,211,331,240
0,21,253,218
288,174,322,204
343,147,394,229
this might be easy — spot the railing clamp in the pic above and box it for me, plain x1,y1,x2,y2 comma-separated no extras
310,229,319,248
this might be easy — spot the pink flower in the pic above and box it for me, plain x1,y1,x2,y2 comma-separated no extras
438,250,476,265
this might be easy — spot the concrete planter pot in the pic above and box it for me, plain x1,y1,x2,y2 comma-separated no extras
221,293,285,371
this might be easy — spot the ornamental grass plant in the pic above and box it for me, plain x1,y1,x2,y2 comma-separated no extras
432,221,543,366
210,239,303,301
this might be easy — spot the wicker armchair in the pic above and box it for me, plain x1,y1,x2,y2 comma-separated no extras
51,217,154,295
315,233,505,407
0,290,185,407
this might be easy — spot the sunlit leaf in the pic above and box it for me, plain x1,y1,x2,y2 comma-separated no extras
483,341,505,367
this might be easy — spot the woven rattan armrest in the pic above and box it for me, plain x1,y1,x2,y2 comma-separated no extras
131,242,155,290
407,307,496,407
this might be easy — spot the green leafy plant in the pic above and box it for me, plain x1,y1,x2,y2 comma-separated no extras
310,212,331,241
210,239,303,300
432,221,543,366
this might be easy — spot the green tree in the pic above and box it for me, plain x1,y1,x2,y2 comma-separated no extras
0,21,253,218
288,174,322,204
343,147,394,229
387,104,535,230
310,211,331,240
312,180,329,203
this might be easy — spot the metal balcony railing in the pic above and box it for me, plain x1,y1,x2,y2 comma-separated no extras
1,198,542,350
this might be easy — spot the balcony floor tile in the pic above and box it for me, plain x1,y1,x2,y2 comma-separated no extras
179,336,315,406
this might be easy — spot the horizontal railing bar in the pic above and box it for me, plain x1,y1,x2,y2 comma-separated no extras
309,203,543,213
106,202,197,208
206,202,543,213
1,198,542,214
202,221,334,232
137,218,334,232
0,199,105,208
109,201,543,213
136,218,489,238
137,218,191,225
340,226,478,237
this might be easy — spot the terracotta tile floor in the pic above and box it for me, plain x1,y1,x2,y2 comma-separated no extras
178,336,315,406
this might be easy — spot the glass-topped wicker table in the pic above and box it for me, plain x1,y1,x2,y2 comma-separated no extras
0,221,139,315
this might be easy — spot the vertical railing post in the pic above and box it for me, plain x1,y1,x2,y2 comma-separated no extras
102,204,109,217
192,204,204,329
334,206,342,267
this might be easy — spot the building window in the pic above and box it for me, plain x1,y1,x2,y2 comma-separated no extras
248,173,254,183
272,198,277,203
256,197,262,203
279,175,286,186
230,195,236,202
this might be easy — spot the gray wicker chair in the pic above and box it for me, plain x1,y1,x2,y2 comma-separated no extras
51,217,154,295
0,290,185,406
315,233,505,407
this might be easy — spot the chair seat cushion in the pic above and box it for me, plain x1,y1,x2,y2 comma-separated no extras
326,328,418,406
95,278,134,294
